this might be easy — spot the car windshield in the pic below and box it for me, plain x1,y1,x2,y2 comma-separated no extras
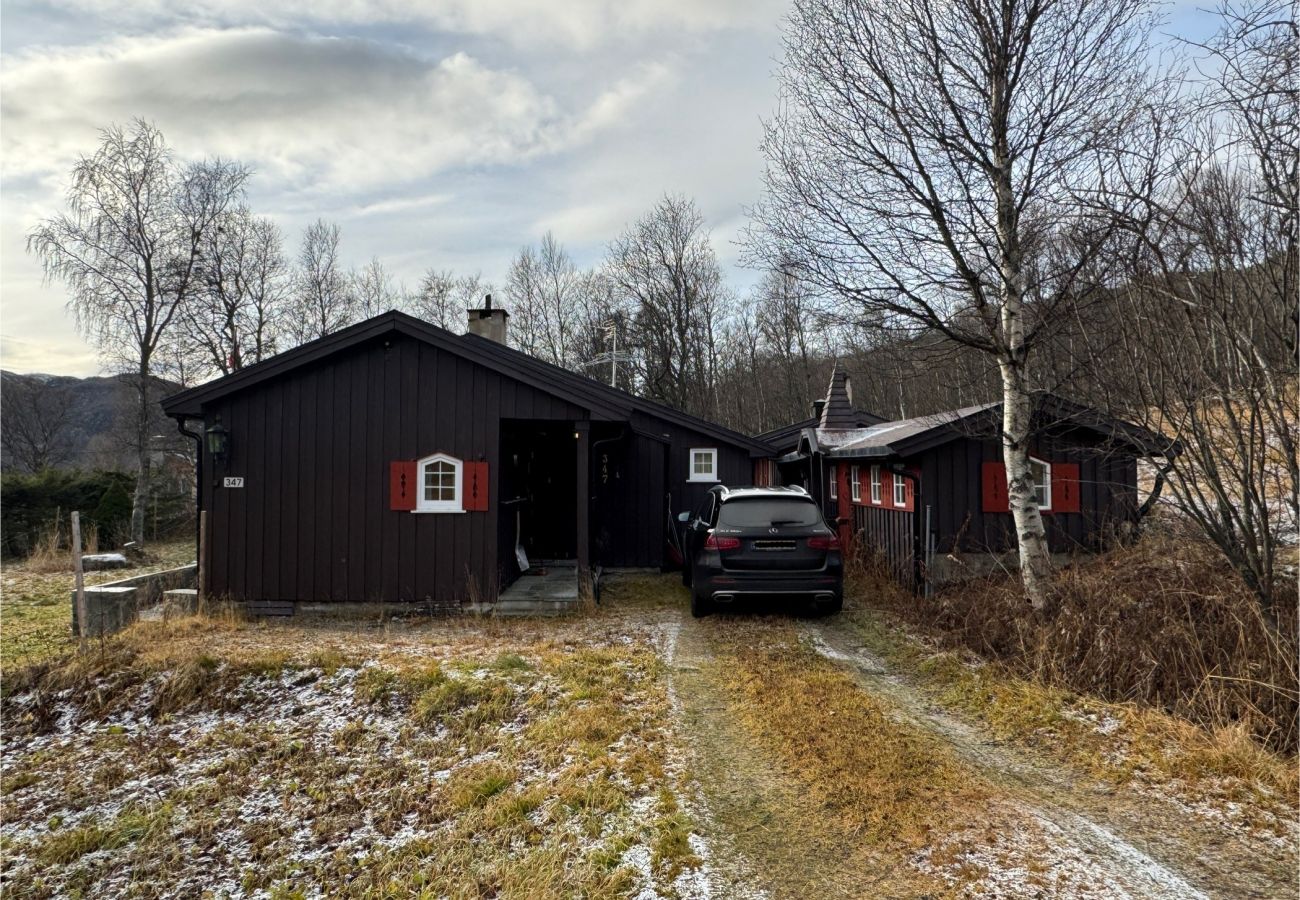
718,498,822,528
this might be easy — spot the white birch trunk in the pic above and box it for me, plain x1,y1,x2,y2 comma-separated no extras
998,357,1053,610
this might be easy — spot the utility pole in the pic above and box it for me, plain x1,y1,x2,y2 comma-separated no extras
604,319,618,387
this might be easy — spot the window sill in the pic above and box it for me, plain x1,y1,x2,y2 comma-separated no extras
687,476,719,483
411,508,467,514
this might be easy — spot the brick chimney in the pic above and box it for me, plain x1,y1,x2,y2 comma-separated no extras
467,294,508,344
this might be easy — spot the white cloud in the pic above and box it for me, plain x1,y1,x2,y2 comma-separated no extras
0,7,784,375
0,28,618,191
24,0,781,50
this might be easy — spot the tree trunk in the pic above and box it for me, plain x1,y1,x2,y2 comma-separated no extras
130,366,151,546
999,358,1053,610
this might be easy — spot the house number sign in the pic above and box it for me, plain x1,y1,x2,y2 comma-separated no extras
223,477,245,488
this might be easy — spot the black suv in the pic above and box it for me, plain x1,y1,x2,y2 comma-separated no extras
679,486,843,617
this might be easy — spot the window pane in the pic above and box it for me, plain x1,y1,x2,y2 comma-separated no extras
718,498,821,527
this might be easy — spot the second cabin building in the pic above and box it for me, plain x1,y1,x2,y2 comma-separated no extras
768,368,1177,588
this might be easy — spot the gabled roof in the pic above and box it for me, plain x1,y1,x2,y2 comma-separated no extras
457,331,773,455
816,393,1177,459
162,310,773,455
755,408,886,452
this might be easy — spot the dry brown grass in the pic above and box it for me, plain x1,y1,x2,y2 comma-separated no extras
848,536,1299,804
22,523,99,576
702,618,988,848
0,601,705,899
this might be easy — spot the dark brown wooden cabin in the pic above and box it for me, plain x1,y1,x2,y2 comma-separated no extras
771,370,1176,589
162,307,773,606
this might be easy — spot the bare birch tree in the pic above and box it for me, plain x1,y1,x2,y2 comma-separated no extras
28,119,247,545
186,207,288,375
288,219,353,343
506,232,584,366
352,257,402,319
754,266,821,424
749,0,1159,609
408,271,494,330
607,195,729,419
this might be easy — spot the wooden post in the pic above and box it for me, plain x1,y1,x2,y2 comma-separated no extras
198,509,209,611
575,421,592,599
71,511,86,644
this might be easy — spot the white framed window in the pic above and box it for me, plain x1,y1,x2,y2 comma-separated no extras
893,471,907,507
1030,457,1051,510
869,465,882,504
850,465,861,501
829,464,838,501
689,448,718,482
415,453,463,513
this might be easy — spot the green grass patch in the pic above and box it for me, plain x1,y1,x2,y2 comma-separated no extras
36,802,174,864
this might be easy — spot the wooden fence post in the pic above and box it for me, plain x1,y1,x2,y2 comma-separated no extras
71,511,86,646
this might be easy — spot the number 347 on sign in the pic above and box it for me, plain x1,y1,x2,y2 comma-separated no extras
223,477,245,488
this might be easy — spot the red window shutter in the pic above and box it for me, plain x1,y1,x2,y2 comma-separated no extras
905,466,918,512
1052,462,1080,513
981,462,1009,513
390,460,417,511
463,461,490,512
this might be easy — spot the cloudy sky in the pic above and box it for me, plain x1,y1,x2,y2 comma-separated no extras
1,0,1216,376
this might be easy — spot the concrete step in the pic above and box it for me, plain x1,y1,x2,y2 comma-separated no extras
489,599,581,617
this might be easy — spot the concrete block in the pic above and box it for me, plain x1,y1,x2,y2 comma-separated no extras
73,586,137,637
82,553,129,571
162,588,199,620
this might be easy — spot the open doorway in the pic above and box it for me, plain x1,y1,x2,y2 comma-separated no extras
499,420,577,566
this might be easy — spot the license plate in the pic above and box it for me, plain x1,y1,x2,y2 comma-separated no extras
751,540,796,551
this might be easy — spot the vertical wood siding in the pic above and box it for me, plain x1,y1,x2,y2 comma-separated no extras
203,334,586,604
914,431,1140,558
199,333,763,602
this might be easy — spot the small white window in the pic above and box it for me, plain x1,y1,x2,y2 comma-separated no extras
1031,458,1051,510
850,465,861,501
869,465,882,504
415,453,463,513
893,472,907,507
829,464,838,501
689,448,718,482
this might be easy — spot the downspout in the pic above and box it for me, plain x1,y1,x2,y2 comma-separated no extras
175,416,203,565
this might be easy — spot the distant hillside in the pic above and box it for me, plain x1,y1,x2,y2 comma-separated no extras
1,371,186,473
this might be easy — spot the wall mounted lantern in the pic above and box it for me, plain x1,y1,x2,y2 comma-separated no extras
205,420,230,462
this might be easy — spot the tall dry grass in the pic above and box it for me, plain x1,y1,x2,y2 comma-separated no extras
23,521,100,575
860,535,1299,755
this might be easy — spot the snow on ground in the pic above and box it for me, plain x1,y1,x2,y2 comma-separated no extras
0,624,713,899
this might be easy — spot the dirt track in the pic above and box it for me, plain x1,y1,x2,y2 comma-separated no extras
662,605,1298,899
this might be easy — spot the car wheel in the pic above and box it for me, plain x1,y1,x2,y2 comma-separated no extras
817,594,844,616
690,586,711,618
682,563,693,588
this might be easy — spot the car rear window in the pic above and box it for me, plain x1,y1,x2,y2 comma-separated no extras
717,498,822,527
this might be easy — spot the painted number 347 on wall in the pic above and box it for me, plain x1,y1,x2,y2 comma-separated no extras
223,477,245,488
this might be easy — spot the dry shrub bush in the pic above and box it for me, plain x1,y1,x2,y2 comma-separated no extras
866,535,1299,755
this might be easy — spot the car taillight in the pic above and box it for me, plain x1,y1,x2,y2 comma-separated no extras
807,535,840,551
704,534,741,551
